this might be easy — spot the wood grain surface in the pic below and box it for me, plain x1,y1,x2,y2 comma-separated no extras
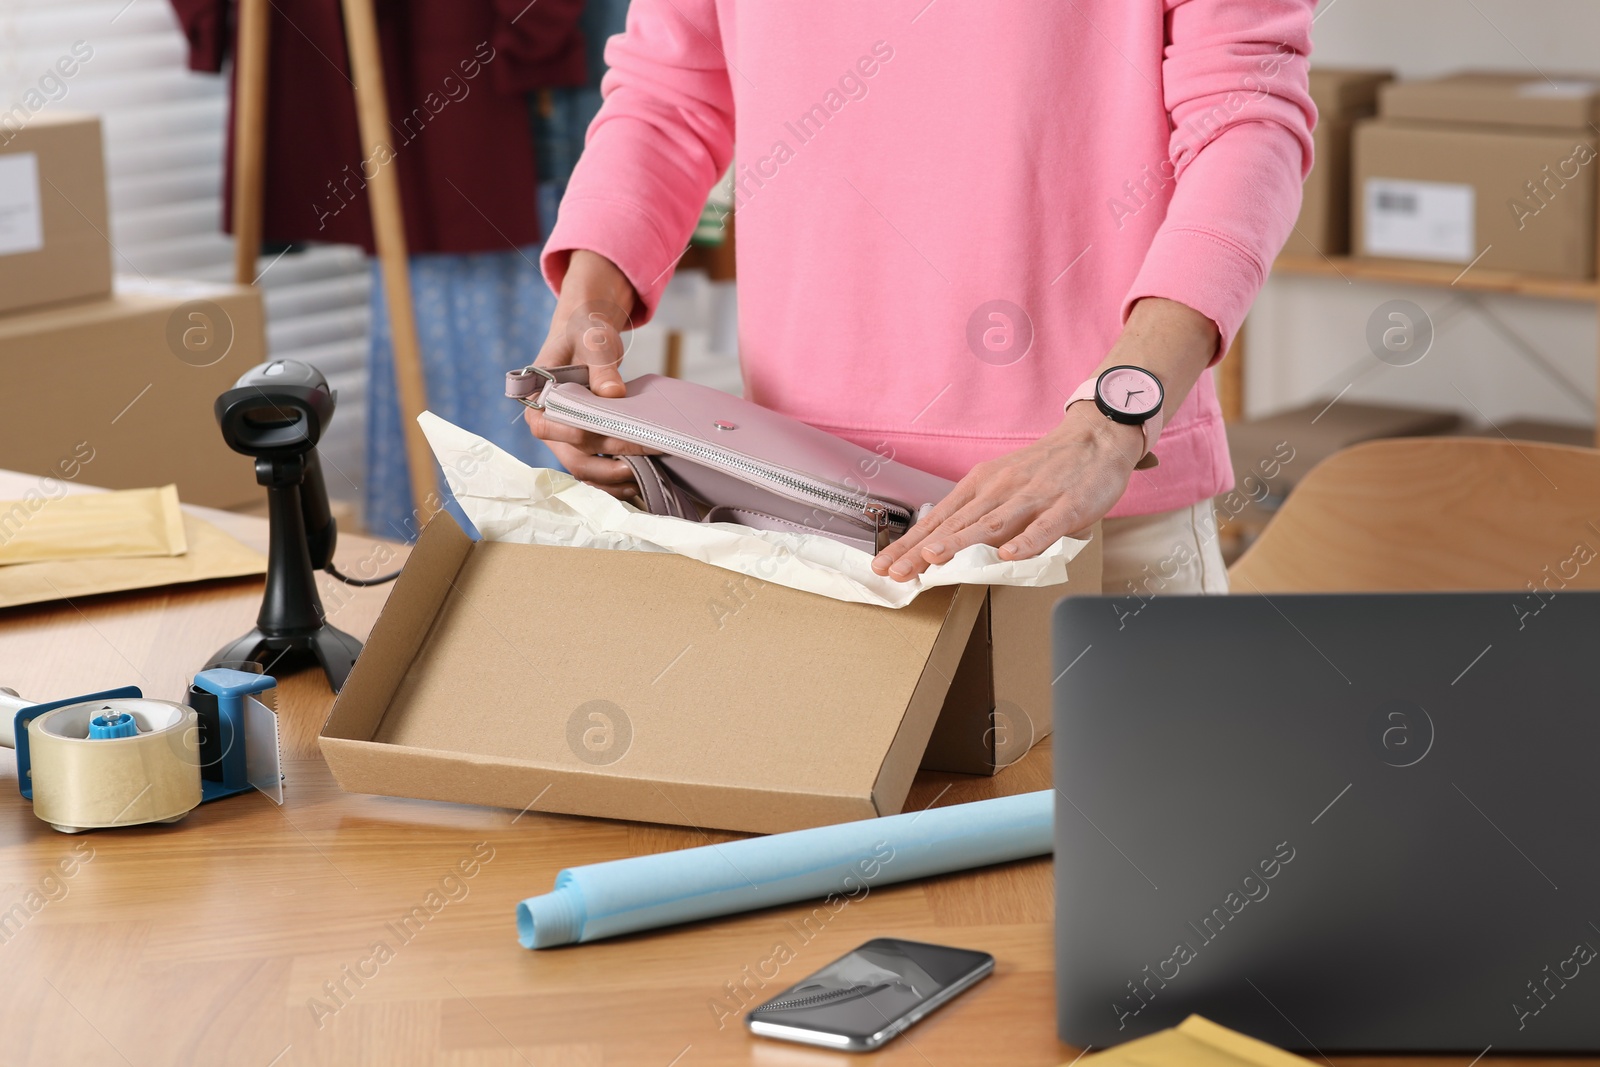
1230,437,1600,593
0,472,1593,1066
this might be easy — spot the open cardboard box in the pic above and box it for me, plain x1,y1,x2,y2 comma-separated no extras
320,515,1100,834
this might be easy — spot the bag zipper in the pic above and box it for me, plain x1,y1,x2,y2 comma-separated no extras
538,387,913,540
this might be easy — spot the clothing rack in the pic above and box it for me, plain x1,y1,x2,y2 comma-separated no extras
230,0,438,525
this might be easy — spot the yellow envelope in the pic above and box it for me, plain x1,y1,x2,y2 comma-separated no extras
0,511,265,610
0,484,187,566
1072,1016,1315,1067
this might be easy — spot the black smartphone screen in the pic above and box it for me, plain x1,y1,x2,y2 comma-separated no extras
746,937,994,1049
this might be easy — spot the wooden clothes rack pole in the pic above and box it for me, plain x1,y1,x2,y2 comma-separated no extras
339,0,438,524
230,0,269,287
229,0,438,525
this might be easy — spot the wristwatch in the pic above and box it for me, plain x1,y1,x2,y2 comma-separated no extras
1064,365,1165,470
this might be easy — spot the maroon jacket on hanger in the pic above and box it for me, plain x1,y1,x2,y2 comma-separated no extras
171,0,585,254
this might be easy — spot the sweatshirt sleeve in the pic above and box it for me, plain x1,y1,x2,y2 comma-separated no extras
1122,0,1316,359
540,0,736,325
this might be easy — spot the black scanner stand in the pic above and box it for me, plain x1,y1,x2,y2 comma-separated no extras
205,360,363,692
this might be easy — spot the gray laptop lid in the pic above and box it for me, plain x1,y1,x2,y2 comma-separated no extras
1053,591,1599,1053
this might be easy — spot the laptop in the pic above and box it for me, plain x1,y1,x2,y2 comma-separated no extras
1053,591,1599,1052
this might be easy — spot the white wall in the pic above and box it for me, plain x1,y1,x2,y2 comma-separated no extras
1246,0,1600,429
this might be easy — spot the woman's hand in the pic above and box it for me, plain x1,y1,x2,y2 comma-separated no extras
523,250,652,499
872,406,1145,580
871,297,1220,581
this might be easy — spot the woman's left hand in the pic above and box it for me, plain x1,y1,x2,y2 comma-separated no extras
870,297,1220,582
871,404,1146,581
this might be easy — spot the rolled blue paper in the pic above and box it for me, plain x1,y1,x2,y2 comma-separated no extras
518,789,1052,948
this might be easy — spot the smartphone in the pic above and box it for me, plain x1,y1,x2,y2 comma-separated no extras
745,937,994,1051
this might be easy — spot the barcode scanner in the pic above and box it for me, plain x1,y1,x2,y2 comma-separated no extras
205,360,362,692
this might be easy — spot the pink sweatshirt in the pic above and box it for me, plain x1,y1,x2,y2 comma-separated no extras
542,0,1316,517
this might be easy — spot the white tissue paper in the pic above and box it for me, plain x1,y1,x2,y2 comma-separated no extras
420,412,1085,609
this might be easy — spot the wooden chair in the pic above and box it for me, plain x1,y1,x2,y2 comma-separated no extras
1228,436,1600,592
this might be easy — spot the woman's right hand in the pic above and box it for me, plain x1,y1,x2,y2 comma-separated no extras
523,250,652,499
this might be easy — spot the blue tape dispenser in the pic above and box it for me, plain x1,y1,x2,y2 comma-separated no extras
0,668,283,833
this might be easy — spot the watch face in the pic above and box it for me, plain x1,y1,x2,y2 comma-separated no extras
1096,366,1163,421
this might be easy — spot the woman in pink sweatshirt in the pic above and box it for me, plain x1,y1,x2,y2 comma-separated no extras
524,0,1316,594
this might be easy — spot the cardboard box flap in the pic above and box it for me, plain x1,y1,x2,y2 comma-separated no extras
869,580,986,813
321,517,989,834
321,514,476,744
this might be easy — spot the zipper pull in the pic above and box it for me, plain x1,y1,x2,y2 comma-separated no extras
864,504,892,554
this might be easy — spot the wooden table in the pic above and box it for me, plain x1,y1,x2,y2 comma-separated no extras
0,472,1060,1067
0,472,1587,1067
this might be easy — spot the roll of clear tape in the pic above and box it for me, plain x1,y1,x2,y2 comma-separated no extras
28,699,202,833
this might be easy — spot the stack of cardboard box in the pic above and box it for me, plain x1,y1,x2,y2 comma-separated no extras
0,113,265,508
1288,69,1600,281
1354,72,1599,279
1284,67,1394,259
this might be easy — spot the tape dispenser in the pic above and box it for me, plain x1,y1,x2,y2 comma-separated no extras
0,668,283,833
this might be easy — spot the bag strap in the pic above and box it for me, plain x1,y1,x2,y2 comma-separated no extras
622,455,700,519
506,363,592,406
506,365,700,518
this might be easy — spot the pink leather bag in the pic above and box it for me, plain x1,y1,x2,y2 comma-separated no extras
507,365,954,554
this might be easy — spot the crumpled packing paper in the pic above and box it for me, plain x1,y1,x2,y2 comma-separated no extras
420,412,1085,608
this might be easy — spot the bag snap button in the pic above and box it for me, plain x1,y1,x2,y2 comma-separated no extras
713,421,738,431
